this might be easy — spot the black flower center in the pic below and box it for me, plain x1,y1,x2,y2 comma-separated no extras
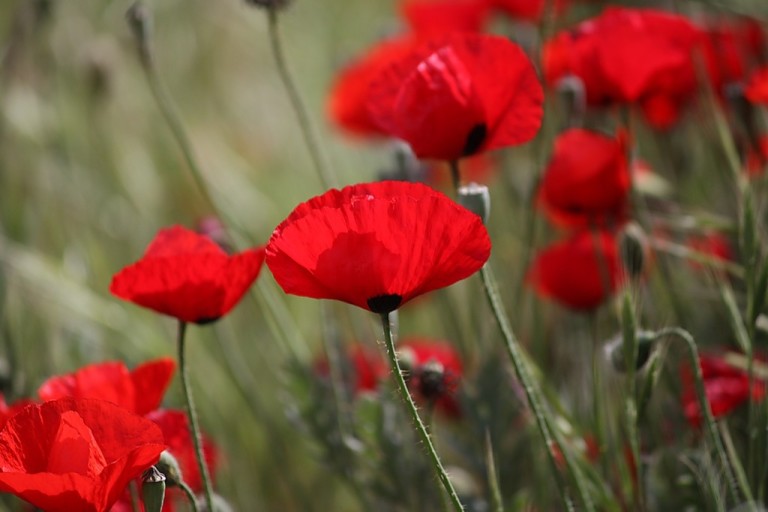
463,123,487,156
367,294,403,314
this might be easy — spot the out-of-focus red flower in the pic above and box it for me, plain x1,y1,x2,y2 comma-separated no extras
745,67,768,105
686,232,734,271
702,17,766,94
399,339,463,418
146,409,218,493
368,32,543,160
0,398,164,512
527,229,622,310
745,135,768,177
0,394,33,430
400,0,490,37
110,410,219,512
314,344,388,395
266,181,491,314
328,36,418,138
110,225,265,324
543,7,702,129
490,0,569,22
538,128,630,228
38,358,175,416
681,353,765,427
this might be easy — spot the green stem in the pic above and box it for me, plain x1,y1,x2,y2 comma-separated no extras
449,159,461,192
379,313,465,512
176,321,215,512
129,480,140,512
620,293,644,511
266,7,335,190
485,430,504,512
479,264,590,512
448,158,584,510
178,480,200,512
656,327,749,505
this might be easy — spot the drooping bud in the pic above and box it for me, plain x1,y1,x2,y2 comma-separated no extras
619,222,647,279
458,182,490,224
155,450,183,488
243,0,292,11
418,360,448,402
607,330,657,372
141,466,166,512
126,2,152,67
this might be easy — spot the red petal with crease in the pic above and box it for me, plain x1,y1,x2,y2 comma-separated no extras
110,225,265,324
38,358,175,416
266,181,490,312
368,33,543,160
400,0,490,37
0,398,164,512
327,36,418,137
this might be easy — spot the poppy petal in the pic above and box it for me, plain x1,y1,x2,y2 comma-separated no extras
0,398,164,512
266,181,490,312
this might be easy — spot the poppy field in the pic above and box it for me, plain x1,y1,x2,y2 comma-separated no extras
3,0,768,510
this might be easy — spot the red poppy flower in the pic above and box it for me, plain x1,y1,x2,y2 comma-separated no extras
745,67,768,105
681,354,765,427
543,7,702,128
527,229,622,310
538,128,630,228
266,181,491,313
490,0,569,22
400,0,490,37
38,358,175,416
328,36,418,138
0,394,34,430
110,225,265,324
110,409,218,512
368,32,543,160
399,338,463,418
686,232,733,271
0,397,165,512
315,344,388,395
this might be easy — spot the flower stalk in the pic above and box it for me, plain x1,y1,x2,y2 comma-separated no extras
176,321,215,512
379,313,465,512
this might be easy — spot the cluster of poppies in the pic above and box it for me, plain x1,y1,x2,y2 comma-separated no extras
0,359,216,512
4,0,768,509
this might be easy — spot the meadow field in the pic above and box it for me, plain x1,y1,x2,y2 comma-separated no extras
2,0,768,510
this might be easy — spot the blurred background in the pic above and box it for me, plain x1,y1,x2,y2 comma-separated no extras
1,0,768,510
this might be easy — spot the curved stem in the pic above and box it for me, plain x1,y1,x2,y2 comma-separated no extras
266,7,335,190
379,313,465,512
178,480,200,512
177,321,215,512
656,327,750,505
479,264,589,512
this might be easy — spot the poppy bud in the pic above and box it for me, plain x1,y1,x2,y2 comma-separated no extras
126,2,152,67
458,182,490,223
141,466,166,512
418,360,448,402
243,0,292,10
619,222,647,279
556,75,586,128
155,450,184,488
607,330,657,372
